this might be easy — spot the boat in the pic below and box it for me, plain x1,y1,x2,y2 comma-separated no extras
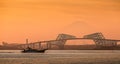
22,47,47,53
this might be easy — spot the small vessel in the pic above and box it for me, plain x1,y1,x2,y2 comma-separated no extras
22,47,47,53
22,39,48,53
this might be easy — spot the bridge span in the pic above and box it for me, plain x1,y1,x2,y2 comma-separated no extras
19,33,120,50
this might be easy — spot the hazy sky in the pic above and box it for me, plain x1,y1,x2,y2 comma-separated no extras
0,0,120,43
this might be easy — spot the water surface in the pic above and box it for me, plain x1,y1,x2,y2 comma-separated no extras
0,50,120,64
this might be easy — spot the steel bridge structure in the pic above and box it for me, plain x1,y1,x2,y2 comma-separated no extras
19,33,120,50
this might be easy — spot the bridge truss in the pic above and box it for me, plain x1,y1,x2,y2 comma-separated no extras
19,32,120,50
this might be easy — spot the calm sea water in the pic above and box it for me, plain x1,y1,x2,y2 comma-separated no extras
0,50,22,53
0,50,120,64
0,50,120,53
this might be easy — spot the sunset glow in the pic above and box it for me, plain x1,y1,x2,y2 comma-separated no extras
0,0,120,43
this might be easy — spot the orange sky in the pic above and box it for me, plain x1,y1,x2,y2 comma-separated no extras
0,0,120,44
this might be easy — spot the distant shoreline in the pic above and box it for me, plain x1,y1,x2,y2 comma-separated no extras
0,45,120,50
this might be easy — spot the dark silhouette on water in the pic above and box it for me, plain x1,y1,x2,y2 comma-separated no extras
22,47,47,53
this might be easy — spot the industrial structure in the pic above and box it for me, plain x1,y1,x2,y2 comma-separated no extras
83,32,117,47
19,32,120,50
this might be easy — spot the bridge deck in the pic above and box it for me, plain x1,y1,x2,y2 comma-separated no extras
19,38,120,49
